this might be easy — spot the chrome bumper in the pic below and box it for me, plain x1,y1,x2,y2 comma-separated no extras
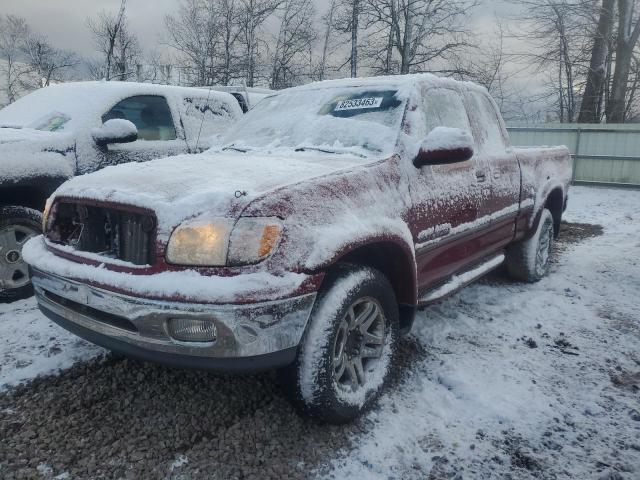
31,268,316,367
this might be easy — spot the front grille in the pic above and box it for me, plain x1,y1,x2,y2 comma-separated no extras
47,202,156,266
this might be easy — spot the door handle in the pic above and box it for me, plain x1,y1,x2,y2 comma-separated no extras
476,171,487,182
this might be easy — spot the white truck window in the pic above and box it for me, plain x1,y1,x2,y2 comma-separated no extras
103,96,177,141
182,96,237,143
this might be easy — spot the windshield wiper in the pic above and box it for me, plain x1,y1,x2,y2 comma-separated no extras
222,144,250,153
295,146,366,158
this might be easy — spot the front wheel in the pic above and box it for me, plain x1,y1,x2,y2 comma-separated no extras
280,264,399,424
0,206,42,302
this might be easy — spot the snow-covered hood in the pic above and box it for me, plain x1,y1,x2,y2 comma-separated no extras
0,128,75,184
0,126,64,146
53,150,377,237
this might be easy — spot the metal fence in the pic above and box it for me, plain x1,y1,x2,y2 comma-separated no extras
507,124,640,187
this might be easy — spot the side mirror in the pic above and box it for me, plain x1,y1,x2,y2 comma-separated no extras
413,127,474,168
92,119,138,146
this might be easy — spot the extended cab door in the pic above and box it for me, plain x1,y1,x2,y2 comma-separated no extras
94,95,189,170
408,87,491,294
464,90,521,252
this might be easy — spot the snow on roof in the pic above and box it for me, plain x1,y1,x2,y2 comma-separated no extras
281,73,488,96
0,81,238,131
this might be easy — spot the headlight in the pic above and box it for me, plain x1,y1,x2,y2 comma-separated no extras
228,217,283,266
42,199,53,232
166,218,234,266
166,217,282,266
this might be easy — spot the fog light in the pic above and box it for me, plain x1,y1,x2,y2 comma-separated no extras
167,318,217,343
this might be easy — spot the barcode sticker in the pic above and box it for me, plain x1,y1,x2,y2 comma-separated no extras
334,97,384,111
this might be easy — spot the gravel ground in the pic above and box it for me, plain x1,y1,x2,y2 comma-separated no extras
0,332,424,480
0,207,636,479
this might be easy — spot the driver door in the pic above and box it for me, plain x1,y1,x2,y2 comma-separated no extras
407,87,490,294
94,95,188,170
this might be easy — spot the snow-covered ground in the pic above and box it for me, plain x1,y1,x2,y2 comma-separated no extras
326,186,640,479
1,185,639,479
0,298,100,390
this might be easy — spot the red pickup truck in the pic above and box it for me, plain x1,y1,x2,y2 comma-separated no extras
24,74,572,423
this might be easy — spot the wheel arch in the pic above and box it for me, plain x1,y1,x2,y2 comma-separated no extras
525,184,566,241
323,239,418,334
544,187,565,238
0,177,64,212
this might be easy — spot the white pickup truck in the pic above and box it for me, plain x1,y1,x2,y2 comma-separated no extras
0,81,244,301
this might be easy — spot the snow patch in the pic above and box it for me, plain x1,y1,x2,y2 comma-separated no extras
421,126,474,152
0,298,101,391
322,185,640,479
23,235,310,303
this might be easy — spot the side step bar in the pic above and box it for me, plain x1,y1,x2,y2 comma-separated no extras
418,254,505,304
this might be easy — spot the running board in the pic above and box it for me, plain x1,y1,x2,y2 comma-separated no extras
418,254,505,304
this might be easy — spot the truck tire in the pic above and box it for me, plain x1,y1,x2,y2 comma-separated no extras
279,264,399,424
505,208,554,283
0,206,42,302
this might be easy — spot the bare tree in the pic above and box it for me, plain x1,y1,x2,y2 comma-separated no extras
331,0,367,77
165,0,218,85
366,0,479,75
165,0,246,85
623,50,640,117
317,0,338,80
22,33,78,87
578,0,616,122
269,0,316,88
451,23,521,117
238,0,282,86
87,0,141,81
0,15,30,104
607,0,640,122
219,0,243,84
512,0,597,123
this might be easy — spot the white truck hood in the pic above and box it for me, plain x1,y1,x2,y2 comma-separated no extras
0,127,61,145
0,128,76,184
53,150,375,237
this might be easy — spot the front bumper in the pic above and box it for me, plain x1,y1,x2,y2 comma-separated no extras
31,268,316,373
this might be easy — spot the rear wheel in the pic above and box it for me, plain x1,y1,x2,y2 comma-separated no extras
505,208,554,283
280,264,399,424
0,206,42,302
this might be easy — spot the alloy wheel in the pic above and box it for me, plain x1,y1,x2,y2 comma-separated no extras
331,297,387,392
0,225,39,290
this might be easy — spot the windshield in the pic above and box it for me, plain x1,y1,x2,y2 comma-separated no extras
29,111,71,132
221,87,406,157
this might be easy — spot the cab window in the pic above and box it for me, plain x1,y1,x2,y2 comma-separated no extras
423,88,472,133
103,95,177,141
465,91,507,155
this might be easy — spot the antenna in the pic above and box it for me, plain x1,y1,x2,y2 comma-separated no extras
195,84,214,152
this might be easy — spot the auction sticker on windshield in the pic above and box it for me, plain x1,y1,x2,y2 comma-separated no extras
334,97,384,111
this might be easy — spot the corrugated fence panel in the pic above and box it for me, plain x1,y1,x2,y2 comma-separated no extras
507,124,640,187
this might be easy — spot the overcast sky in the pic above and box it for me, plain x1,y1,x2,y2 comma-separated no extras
1,0,524,58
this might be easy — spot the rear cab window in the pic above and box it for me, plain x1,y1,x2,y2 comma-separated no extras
464,91,508,155
406,87,472,141
181,95,240,142
103,95,177,141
